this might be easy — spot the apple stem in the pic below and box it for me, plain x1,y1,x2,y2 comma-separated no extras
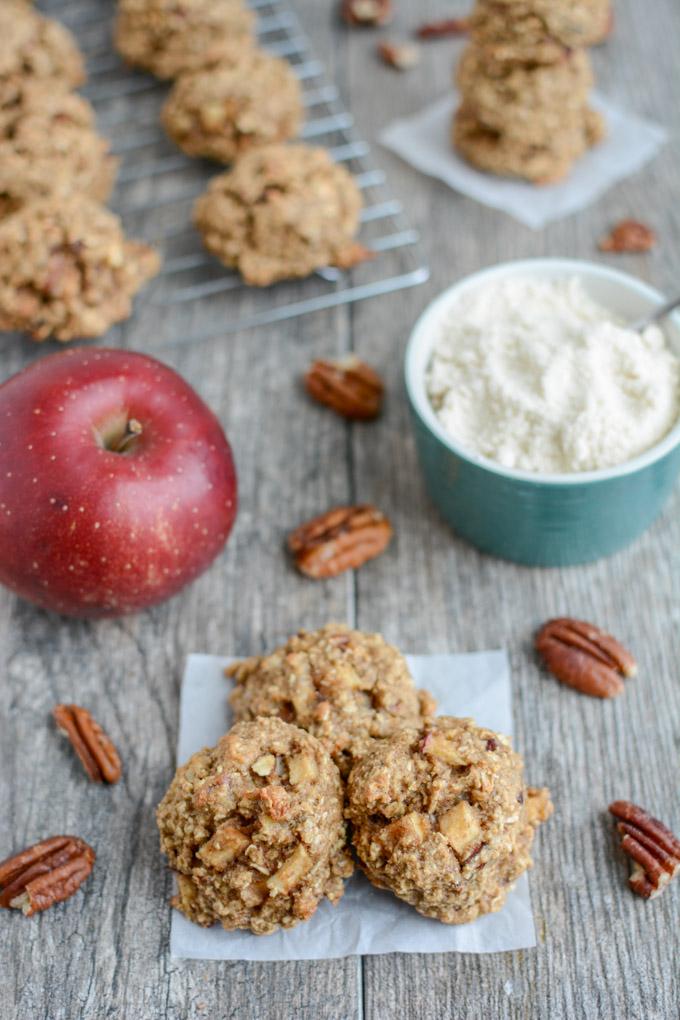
112,419,143,453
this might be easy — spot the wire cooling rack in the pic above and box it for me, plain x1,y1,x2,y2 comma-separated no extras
39,0,429,343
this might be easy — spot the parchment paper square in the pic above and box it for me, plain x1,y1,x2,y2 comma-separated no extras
170,650,537,960
380,92,667,229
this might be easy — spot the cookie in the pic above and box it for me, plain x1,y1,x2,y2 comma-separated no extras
0,97,118,220
115,0,256,80
157,717,353,934
456,46,594,146
471,0,611,63
346,717,553,925
453,103,604,184
0,79,94,138
162,50,303,163
194,144,365,286
0,196,160,342
228,625,436,776
0,1,85,89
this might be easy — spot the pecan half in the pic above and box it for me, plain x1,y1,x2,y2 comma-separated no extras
341,0,392,27
417,18,469,39
598,219,657,253
377,41,421,70
288,504,392,578
53,704,122,784
305,355,384,420
609,801,680,899
535,618,637,698
0,836,95,916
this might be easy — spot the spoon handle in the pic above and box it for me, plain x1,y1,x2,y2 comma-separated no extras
631,294,680,332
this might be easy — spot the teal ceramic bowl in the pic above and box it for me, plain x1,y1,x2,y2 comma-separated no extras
405,259,680,567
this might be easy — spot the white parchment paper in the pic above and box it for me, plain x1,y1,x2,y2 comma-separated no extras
170,650,537,960
380,92,667,229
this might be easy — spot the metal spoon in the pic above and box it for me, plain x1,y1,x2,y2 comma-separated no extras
630,294,680,332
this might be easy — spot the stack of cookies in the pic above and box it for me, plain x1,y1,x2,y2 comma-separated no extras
0,1,159,342
453,0,611,183
115,0,367,286
157,625,553,935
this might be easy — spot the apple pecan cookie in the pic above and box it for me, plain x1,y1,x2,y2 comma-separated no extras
228,625,436,776
157,717,352,934
162,50,303,163
114,0,255,80
455,46,595,147
0,96,118,220
0,79,94,139
453,103,604,184
193,144,366,286
346,717,553,924
0,1,85,90
454,0,605,182
0,196,160,342
471,0,611,62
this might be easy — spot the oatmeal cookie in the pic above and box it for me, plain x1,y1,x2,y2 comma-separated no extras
456,46,596,148
0,1,85,89
0,110,118,220
470,0,611,64
0,196,160,342
157,717,353,935
346,717,553,925
0,79,94,138
228,625,436,775
162,50,303,163
114,0,256,80
193,144,365,286
453,103,604,184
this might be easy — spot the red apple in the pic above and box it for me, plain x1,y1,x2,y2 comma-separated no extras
0,347,237,617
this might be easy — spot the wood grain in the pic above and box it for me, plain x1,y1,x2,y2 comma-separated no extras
3,1,679,1018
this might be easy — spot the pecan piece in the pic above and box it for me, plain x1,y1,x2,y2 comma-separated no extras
333,242,375,270
377,41,421,70
0,836,95,916
526,786,554,826
535,618,637,698
53,704,122,784
417,18,469,39
341,0,392,27
609,801,680,899
289,504,392,578
305,354,384,420
598,219,657,253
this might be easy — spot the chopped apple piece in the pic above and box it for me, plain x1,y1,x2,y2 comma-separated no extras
174,873,198,909
267,845,312,896
423,732,468,766
197,824,249,869
251,753,276,776
438,801,481,857
288,752,318,785
383,811,430,848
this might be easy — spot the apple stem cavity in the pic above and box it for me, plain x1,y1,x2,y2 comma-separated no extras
113,419,143,454
96,415,144,455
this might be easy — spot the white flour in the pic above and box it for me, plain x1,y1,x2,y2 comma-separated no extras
426,276,680,474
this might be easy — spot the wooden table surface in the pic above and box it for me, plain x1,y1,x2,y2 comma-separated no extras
4,2,679,1018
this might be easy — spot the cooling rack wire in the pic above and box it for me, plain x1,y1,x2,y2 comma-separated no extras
39,0,430,344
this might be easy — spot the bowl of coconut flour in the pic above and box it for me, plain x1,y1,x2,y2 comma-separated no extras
405,259,680,566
